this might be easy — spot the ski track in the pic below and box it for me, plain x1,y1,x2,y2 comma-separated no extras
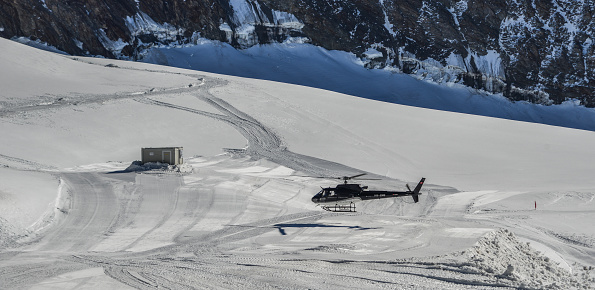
1,63,592,288
139,91,362,178
0,153,58,172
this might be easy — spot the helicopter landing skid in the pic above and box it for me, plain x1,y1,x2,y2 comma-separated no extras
321,203,356,212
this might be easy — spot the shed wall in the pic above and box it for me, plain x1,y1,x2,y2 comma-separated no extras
141,147,183,165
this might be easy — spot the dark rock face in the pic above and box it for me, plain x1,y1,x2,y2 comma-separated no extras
1,0,593,106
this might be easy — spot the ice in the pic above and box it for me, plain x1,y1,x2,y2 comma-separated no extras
378,0,396,37
125,12,184,42
363,47,383,59
96,29,128,56
223,0,304,47
272,10,304,29
471,50,504,78
40,0,51,11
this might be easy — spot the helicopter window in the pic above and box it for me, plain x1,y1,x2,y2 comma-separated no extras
314,189,324,198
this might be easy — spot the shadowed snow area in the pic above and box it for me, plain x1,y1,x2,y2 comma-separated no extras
0,38,594,288
140,40,595,132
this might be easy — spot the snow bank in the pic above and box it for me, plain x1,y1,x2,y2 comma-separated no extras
463,229,591,289
124,161,193,174
0,177,72,249
25,178,72,236
0,168,58,248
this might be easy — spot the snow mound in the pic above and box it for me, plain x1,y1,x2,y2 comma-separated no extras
124,161,194,174
464,229,591,289
0,217,24,249
1,178,72,249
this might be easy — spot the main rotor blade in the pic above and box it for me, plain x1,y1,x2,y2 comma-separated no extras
297,175,332,179
296,174,380,181
348,173,368,179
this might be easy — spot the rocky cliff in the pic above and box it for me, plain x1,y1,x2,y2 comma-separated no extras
1,0,593,106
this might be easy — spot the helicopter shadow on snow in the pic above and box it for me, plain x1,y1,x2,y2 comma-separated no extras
226,223,381,236
272,223,380,235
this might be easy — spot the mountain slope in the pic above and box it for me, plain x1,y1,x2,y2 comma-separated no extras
140,40,595,131
1,0,593,106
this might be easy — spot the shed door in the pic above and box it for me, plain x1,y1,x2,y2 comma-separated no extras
162,151,172,164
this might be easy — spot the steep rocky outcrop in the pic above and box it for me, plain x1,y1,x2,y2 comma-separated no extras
0,0,593,106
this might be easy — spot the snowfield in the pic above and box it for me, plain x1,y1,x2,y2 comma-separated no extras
1,38,594,288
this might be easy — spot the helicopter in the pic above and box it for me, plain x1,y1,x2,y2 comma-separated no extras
310,174,426,212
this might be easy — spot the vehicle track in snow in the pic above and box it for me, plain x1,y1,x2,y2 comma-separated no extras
139,90,371,179
0,59,369,179
72,211,334,288
120,174,183,252
0,153,58,171
25,173,119,252
0,259,90,289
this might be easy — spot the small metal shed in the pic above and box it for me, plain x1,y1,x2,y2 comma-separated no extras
141,147,183,165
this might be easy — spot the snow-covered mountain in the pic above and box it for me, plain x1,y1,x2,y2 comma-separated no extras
1,0,593,108
138,39,595,131
1,37,594,289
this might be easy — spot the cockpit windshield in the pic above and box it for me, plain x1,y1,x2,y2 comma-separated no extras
312,188,337,201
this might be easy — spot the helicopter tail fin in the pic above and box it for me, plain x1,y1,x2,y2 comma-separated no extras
411,178,425,203
412,193,419,203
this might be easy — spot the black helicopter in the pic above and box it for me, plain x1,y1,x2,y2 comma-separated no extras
311,174,426,212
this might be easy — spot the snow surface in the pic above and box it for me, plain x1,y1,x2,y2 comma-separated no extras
1,38,594,288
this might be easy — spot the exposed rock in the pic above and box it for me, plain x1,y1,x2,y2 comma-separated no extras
0,0,593,106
